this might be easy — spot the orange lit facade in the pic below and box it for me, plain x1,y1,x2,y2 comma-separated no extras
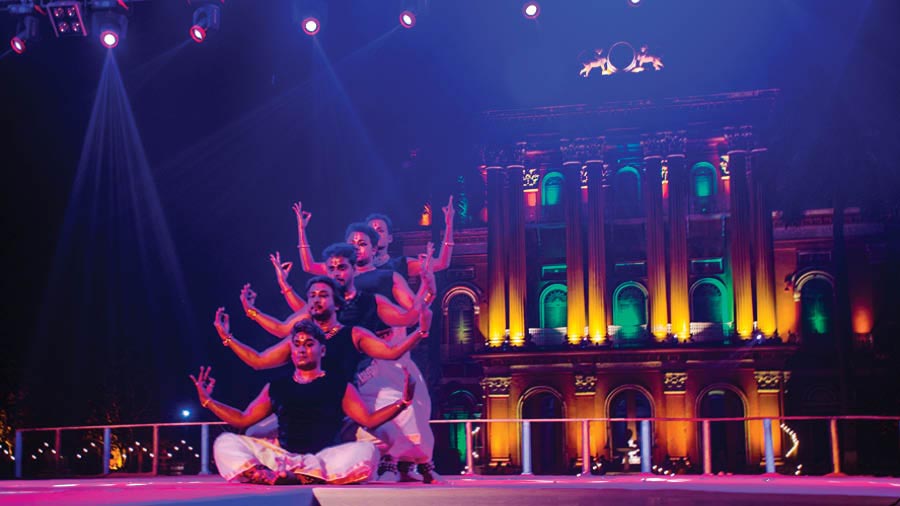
397,90,895,475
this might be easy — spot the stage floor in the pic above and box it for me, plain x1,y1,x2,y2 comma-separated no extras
1,474,898,506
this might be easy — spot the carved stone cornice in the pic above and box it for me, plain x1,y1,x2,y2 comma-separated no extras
480,376,512,397
575,374,598,395
561,137,605,164
754,370,789,393
664,372,687,394
724,125,757,153
641,131,687,159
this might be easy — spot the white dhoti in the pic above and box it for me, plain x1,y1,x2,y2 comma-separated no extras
213,433,378,484
354,348,434,463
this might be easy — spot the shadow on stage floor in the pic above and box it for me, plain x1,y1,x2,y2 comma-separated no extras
1,474,898,506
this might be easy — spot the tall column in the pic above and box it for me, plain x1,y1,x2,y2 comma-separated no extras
641,134,670,340
749,148,777,337
561,139,587,344
507,143,528,346
666,133,691,340
725,126,755,338
484,147,508,347
584,138,609,344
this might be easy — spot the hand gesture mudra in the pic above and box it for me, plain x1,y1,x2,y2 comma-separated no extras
189,366,216,403
240,283,257,312
213,307,231,342
292,201,312,230
270,252,292,283
400,366,416,405
442,195,455,227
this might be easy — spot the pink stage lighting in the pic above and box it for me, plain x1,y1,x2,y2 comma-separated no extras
522,2,540,19
10,36,26,54
399,10,416,29
302,17,320,36
190,25,206,43
100,30,119,48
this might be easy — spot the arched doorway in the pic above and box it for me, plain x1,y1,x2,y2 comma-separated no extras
613,282,648,342
607,387,653,471
612,167,642,218
541,171,565,222
540,283,568,329
520,388,565,475
799,275,835,342
438,390,480,474
698,387,747,473
442,286,479,359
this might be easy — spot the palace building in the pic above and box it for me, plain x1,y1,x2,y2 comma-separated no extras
396,89,895,476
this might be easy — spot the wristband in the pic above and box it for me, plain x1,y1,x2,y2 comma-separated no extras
246,308,259,320
222,335,233,347
201,398,211,408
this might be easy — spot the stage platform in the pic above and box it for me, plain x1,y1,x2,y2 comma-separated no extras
1,474,898,506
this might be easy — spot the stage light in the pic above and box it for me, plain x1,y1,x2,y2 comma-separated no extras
302,17,320,36
8,11,40,55
188,0,222,44
46,1,88,37
399,10,416,29
92,10,128,49
628,0,642,6
181,409,191,418
522,2,540,19
10,36,26,54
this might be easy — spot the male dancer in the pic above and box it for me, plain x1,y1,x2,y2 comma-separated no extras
191,319,415,485
240,244,440,482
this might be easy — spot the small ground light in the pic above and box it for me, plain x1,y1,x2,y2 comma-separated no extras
399,10,415,28
302,17,320,36
181,409,191,418
100,30,119,48
523,2,540,19
628,0,642,6
10,36,26,53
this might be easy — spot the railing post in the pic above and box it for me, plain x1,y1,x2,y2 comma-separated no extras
464,421,475,476
763,418,775,474
829,418,842,475
103,427,112,475
702,420,712,475
521,421,533,475
54,429,62,473
640,419,651,474
151,425,159,476
580,420,590,476
14,430,22,479
200,424,210,475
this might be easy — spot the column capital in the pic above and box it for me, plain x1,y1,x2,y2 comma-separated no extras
480,376,512,397
724,125,757,153
641,131,687,159
754,370,790,393
575,375,598,396
664,372,688,394
561,136,605,164
522,168,540,190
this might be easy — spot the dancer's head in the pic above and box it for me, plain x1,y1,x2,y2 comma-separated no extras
322,243,357,288
290,319,326,370
305,276,343,321
344,222,379,267
365,213,394,252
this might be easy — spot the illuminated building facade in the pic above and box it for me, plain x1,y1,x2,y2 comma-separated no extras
397,90,896,475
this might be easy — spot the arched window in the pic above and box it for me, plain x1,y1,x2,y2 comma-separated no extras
690,278,731,340
607,386,653,470
612,167,642,218
442,285,480,358
541,171,565,221
613,282,648,339
539,283,568,329
519,387,566,475
442,390,480,471
690,162,717,214
799,275,834,338
697,386,748,473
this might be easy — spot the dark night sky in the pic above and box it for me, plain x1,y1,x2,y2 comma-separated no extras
1,0,898,426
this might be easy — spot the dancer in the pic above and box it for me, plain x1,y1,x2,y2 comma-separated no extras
191,319,415,485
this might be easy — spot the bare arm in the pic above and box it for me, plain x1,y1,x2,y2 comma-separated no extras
408,195,455,276
342,371,415,430
190,366,272,430
293,201,327,275
270,252,306,312
375,294,419,327
241,283,308,338
352,309,431,360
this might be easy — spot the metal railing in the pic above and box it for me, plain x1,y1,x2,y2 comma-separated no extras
11,415,900,479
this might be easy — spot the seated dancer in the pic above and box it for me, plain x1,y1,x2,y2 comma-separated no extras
190,320,415,485
292,195,455,278
240,243,441,483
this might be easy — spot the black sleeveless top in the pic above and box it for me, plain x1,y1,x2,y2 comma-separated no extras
378,256,409,279
354,269,395,300
321,325,364,384
267,372,347,454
